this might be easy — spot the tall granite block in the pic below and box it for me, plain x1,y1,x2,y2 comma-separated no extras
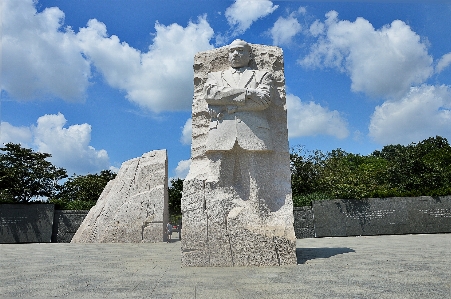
181,40,296,266
71,150,169,243
0,204,54,243
313,196,451,237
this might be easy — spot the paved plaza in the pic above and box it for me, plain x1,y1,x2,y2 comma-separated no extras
1,233,450,298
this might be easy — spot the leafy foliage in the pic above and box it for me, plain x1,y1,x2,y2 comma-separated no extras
168,178,183,222
0,143,67,203
49,170,117,210
291,136,451,207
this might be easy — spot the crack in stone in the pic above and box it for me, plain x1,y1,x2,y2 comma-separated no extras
141,203,156,242
224,212,234,266
274,236,281,266
204,181,210,266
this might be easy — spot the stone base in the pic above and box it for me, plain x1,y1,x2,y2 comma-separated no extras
181,179,296,267
182,226,296,267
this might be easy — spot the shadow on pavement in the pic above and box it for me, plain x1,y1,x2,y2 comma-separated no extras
296,247,355,264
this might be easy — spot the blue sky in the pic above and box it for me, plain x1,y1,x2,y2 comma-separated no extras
2,0,451,179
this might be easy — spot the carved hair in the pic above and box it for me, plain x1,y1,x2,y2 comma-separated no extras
229,39,251,52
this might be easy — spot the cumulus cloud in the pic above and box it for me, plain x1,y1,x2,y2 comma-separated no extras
369,85,451,145
309,20,325,37
226,0,278,36
269,14,302,46
300,11,433,99
32,113,110,174
0,122,32,146
436,52,451,74
287,94,349,139
2,0,91,101
1,113,110,175
77,17,214,112
175,159,191,179
3,0,214,113
180,118,192,145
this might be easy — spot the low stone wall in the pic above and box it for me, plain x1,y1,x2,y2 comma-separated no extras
3,196,451,242
0,204,54,243
313,196,451,237
52,210,89,243
293,207,314,239
293,196,451,238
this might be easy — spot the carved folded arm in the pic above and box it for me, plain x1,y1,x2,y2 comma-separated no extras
204,75,246,106
237,72,272,112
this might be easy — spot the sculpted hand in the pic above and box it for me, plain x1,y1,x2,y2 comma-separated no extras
209,107,224,120
246,88,265,100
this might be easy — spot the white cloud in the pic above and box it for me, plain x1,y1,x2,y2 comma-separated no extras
1,114,110,175
298,7,307,15
180,118,192,145
225,0,278,36
436,52,451,74
269,14,302,46
287,94,349,139
175,159,191,179
3,0,214,113
2,0,91,101
369,85,451,145
32,113,110,174
0,122,32,146
300,11,433,99
309,20,325,37
77,16,214,113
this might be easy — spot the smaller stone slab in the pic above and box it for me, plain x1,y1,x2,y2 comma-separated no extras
313,196,451,237
71,150,169,243
52,210,89,243
0,204,54,243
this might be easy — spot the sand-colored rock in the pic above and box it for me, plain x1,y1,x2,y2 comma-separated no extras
71,150,168,243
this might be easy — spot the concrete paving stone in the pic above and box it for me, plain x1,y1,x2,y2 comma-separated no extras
0,234,450,298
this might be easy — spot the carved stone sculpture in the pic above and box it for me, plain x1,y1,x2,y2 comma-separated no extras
71,150,169,243
181,40,296,266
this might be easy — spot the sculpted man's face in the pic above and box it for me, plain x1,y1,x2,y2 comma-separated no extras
228,41,251,68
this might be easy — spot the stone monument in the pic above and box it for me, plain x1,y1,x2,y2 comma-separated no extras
181,40,296,266
71,150,169,243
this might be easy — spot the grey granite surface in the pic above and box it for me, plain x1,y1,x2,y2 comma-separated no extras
1,233,450,298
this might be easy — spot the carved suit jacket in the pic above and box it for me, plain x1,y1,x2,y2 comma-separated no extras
204,67,273,152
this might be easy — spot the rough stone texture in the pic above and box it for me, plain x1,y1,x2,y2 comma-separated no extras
71,150,168,243
0,204,54,243
313,196,451,237
293,207,315,239
52,210,89,243
181,43,296,266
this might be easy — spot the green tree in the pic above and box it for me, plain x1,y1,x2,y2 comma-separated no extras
290,146,325,196
290,136,451,207
320,150,389,199
50,170,116,210
290,146,330,206
168,178,183,222
372,136,451,196
0,143,67,203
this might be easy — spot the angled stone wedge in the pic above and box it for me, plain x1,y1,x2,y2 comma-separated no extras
71,150,169,243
